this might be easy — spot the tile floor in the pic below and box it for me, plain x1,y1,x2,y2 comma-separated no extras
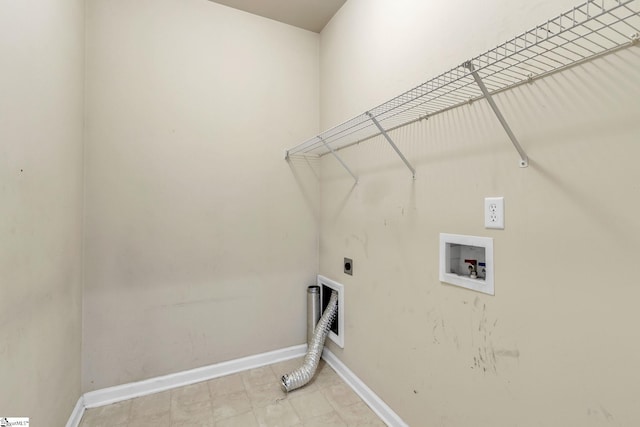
79,357,386,426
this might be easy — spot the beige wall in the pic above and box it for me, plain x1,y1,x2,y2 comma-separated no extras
83,0,320,392
0,0,85,425
319,0,640,425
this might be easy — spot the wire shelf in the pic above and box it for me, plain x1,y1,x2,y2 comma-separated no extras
286,0,640,160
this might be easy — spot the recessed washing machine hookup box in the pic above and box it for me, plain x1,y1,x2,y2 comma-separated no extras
439,233,494,295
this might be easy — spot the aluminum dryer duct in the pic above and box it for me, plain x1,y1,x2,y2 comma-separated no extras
281,290,338,392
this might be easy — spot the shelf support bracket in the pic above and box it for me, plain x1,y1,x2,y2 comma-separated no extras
464,61,529,168
366,112,416,179
319,136,358,183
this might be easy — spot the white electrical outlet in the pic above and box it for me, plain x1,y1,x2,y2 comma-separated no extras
484,197,504,229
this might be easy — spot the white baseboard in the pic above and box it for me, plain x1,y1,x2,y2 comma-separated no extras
82,344,306,409
65,396,85,427
70,344,406,427
322,348,408,427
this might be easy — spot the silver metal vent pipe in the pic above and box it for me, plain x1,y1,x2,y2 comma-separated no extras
307,285,321,346
281,290,338,392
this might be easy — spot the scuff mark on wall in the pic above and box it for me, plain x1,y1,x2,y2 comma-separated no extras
470,301,519,374
495,349,520,359
587,405,614,422
427,306,447,345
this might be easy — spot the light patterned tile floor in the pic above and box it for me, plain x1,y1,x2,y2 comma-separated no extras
79,358,386,427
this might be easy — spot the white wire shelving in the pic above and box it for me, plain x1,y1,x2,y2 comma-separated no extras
285,0,640,180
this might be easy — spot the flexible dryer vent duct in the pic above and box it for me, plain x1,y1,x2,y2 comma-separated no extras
281,290,338,392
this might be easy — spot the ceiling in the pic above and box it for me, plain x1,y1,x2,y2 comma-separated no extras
208,0,346,33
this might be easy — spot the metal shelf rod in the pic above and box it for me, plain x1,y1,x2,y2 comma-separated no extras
320,136,358,183
464,61,529,168
366,112,416,179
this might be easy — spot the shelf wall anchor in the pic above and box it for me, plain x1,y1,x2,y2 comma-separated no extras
319,136,358,183
366,112,416,179
464,61,529,168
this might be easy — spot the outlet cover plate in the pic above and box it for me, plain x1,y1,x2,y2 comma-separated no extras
485,197,504,229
